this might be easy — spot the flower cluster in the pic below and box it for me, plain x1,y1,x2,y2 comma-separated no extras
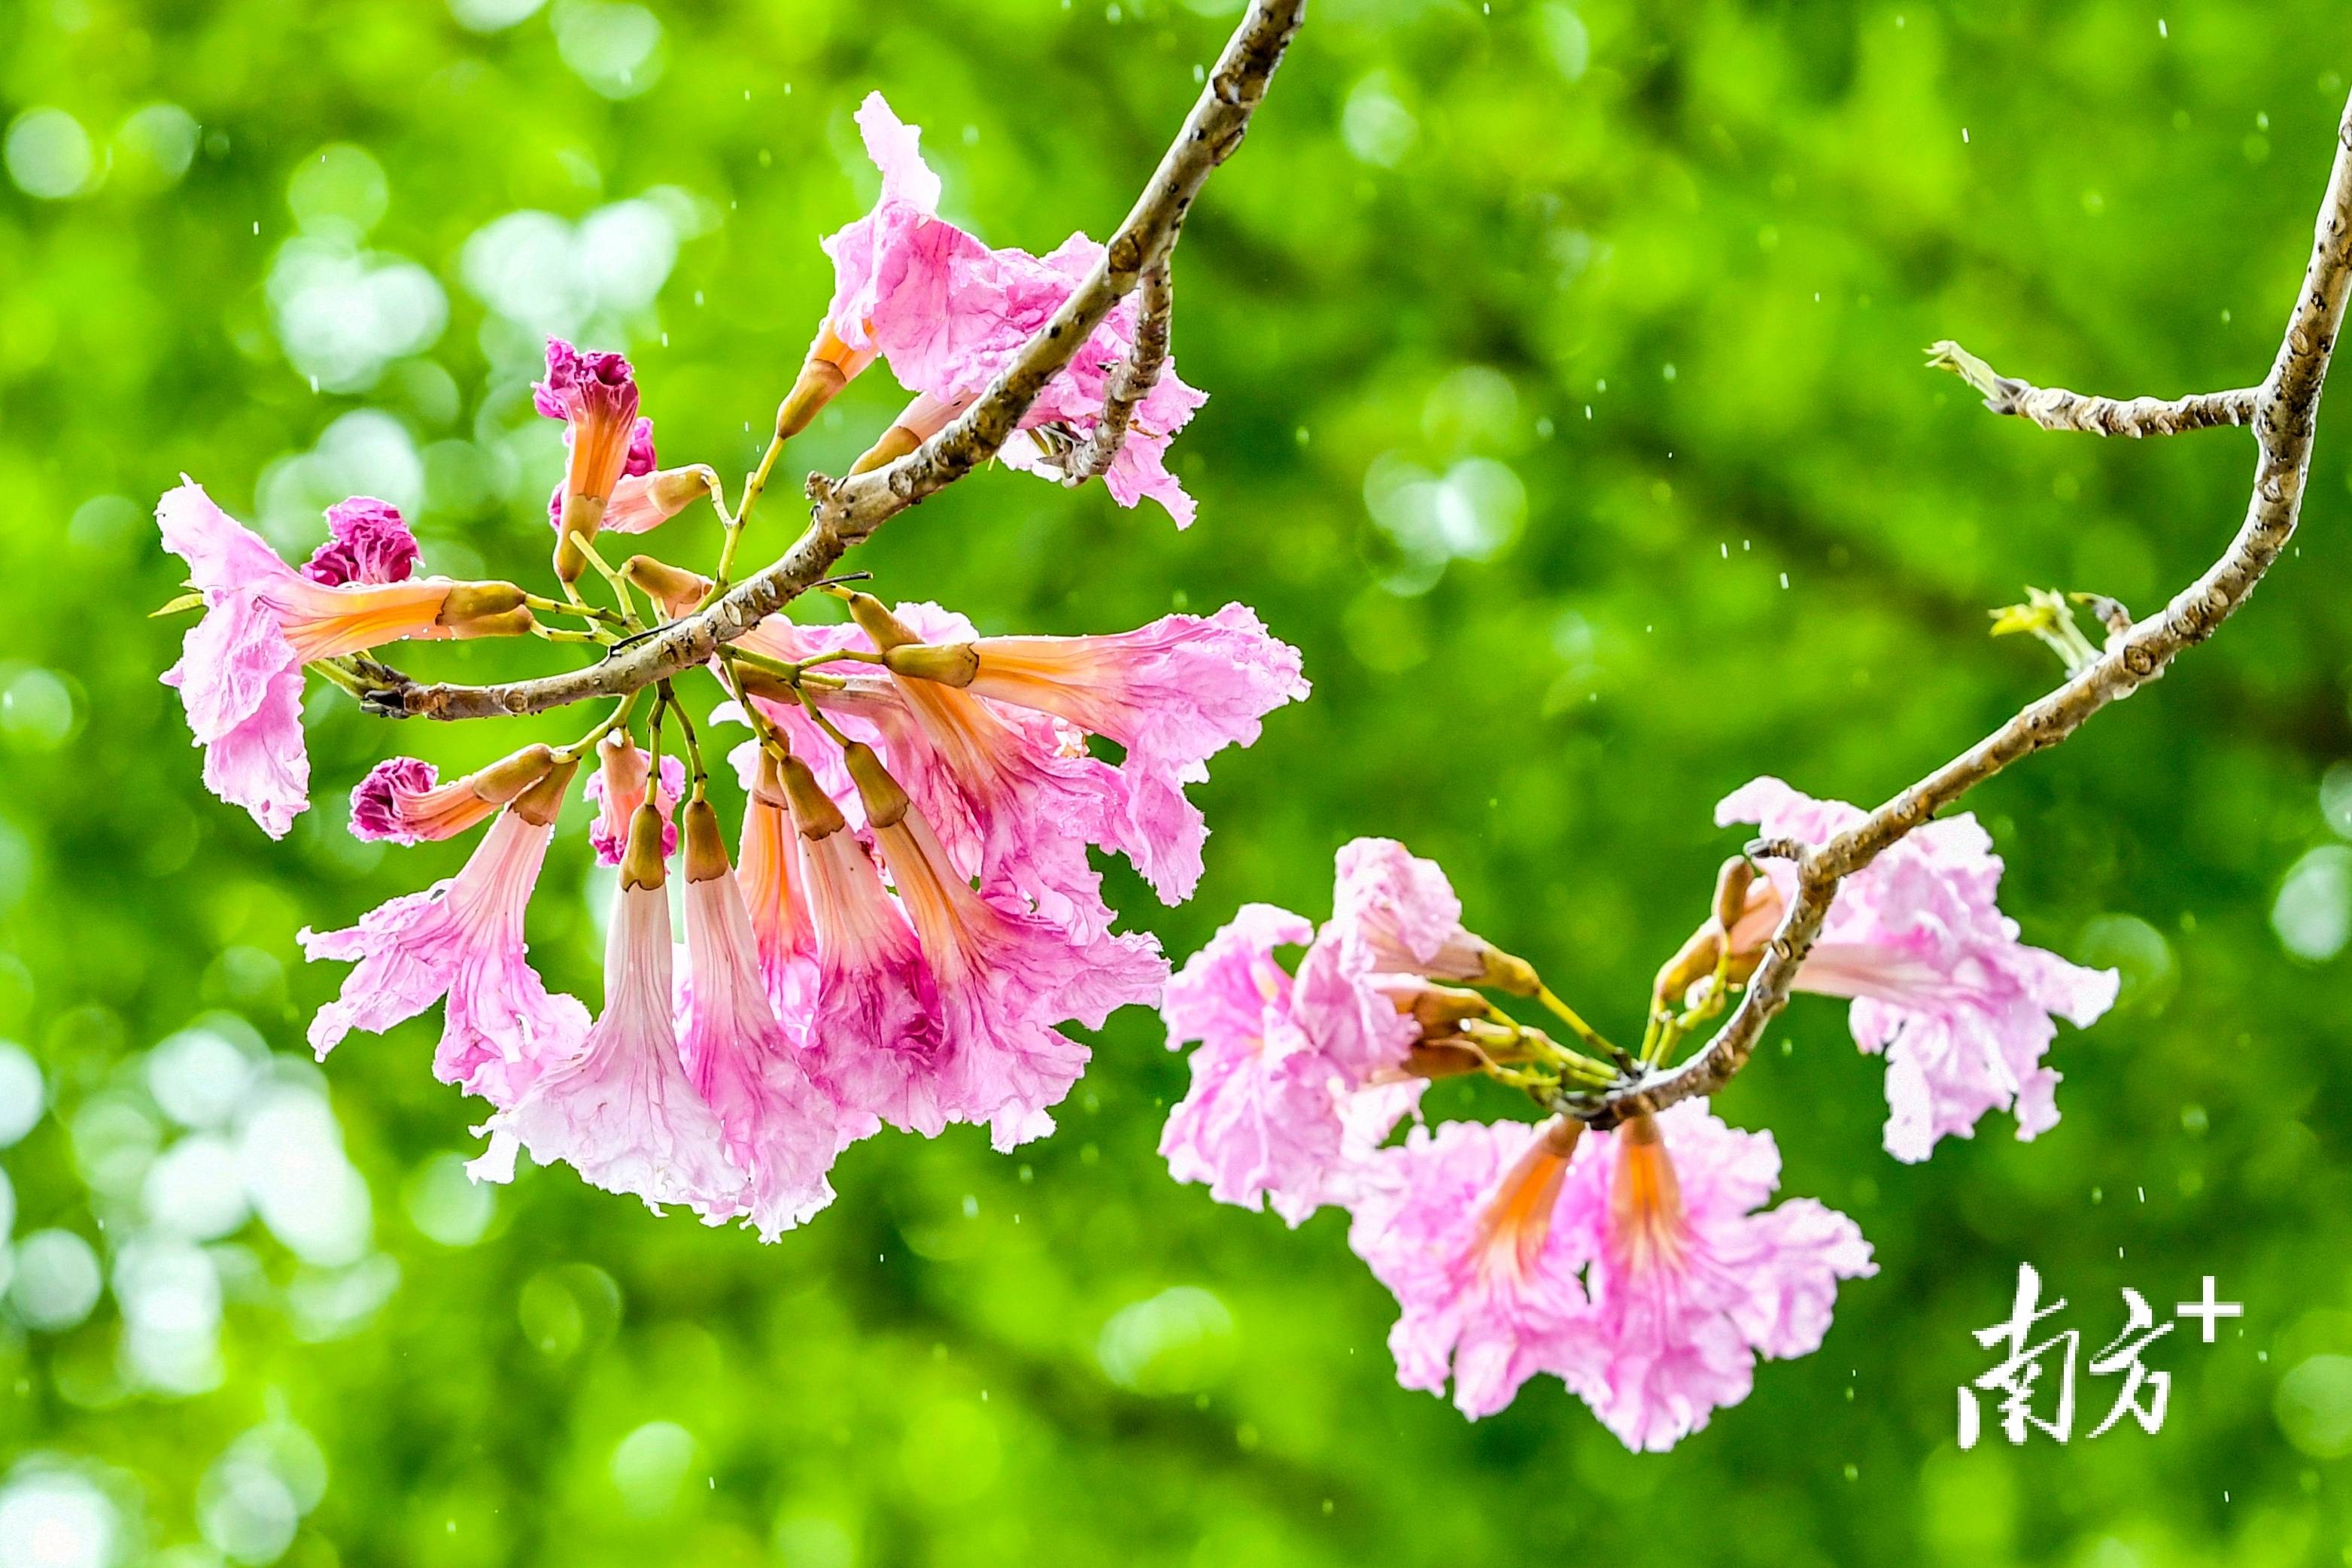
152,69,2135,1462
287,576,1305,1226
786,93,1209,525
159,485,533,838
1159,824,2110,1448
157,76,1298,1238
1690,778,2120,1162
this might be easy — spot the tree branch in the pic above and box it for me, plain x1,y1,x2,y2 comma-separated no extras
369,0,1306,724
1577,92,2352,1131
1069,257,1174,480
1926,339,2257,436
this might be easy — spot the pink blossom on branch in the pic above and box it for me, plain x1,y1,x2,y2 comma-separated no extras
845,743,1166,1151
583,729,686,868
158,482,525,838
1158,904,1419,1225
1326,837,1539,993
731,743,820,1024
348,745,558,846
1558,1105,1876,1451
1345,1105,1874,1445
482,801,745,1221
1715,776,2120,1162
536,339,643,579
301,762,588,1105
957,604,1310,902
677,798,861,1239
777,751,953,1138
302,497,421,586
1345,1117,1594,1418
821,92,1208,527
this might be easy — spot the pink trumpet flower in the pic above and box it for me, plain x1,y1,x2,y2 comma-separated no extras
776,750,953,1137
1346,1117,1594,1419
300,761,588,1105
584,729,686,868
843,594,1130,937
1714,777,2120,1162
820,92,1208,526
536,339,643,582
1159,904,1421,1224
1326,837,1541,994
844,742,1165,1150
348,746,558,845
159,482,530,837
678,798,860,1239
734,745,820,1022
484,800,746,1220
911,604,1309,903
1560,1105,1876,1451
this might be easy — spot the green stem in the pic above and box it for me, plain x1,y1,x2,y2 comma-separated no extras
557,691,639,765
661,681,706,785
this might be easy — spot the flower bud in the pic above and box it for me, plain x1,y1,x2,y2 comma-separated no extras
682,796,731,884
437,581,533,637
621,555,713,620
620,801,670,890
509,756,580,828
841,742,910,828
849,391,973,476
752,748,790,810
880,641,978,687
843,590,915,651
606,465,721,536
1472,945,1542,998
774,323,877,441
776,753,848,839
1712,857,1757,933
1379,977,1490,1035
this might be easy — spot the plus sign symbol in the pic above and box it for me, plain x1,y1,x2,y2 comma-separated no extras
2175,1276,2244,1342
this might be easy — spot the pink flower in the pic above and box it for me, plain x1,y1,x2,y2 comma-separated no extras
677,799,860,1239
301,497,419,585
842,595,1131,939
1346,1117,1594,1418
1159,905,1419,1224
1715,777,2120,1162
536,339,642,578
1326,838,1539,992
584,730,685,868
731,744,819,1023
846,743,1165,1150
483,801,745,1220
604,464,719,535
822,92,1208,527
158,481,528,837
348,745,558,845
953,604,1309,901
543,421,712,537
301,763,588,1104
1557,1105,1876,1451
777,751,952,1137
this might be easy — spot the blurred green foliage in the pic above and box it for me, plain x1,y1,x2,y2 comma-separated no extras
4,0,2352,1563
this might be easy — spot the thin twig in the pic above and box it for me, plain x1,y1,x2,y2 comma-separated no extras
1926,339,2258,436
370,0,1305,725
1575,92,2352,1130
1069,257,1174,480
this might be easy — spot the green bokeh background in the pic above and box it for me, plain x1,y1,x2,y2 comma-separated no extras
5,0,2352,1562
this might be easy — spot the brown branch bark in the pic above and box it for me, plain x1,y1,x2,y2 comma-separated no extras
1577,91,2352,1131
1069,257,1174,480
1926,339,2258,436
369,0,1305,724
